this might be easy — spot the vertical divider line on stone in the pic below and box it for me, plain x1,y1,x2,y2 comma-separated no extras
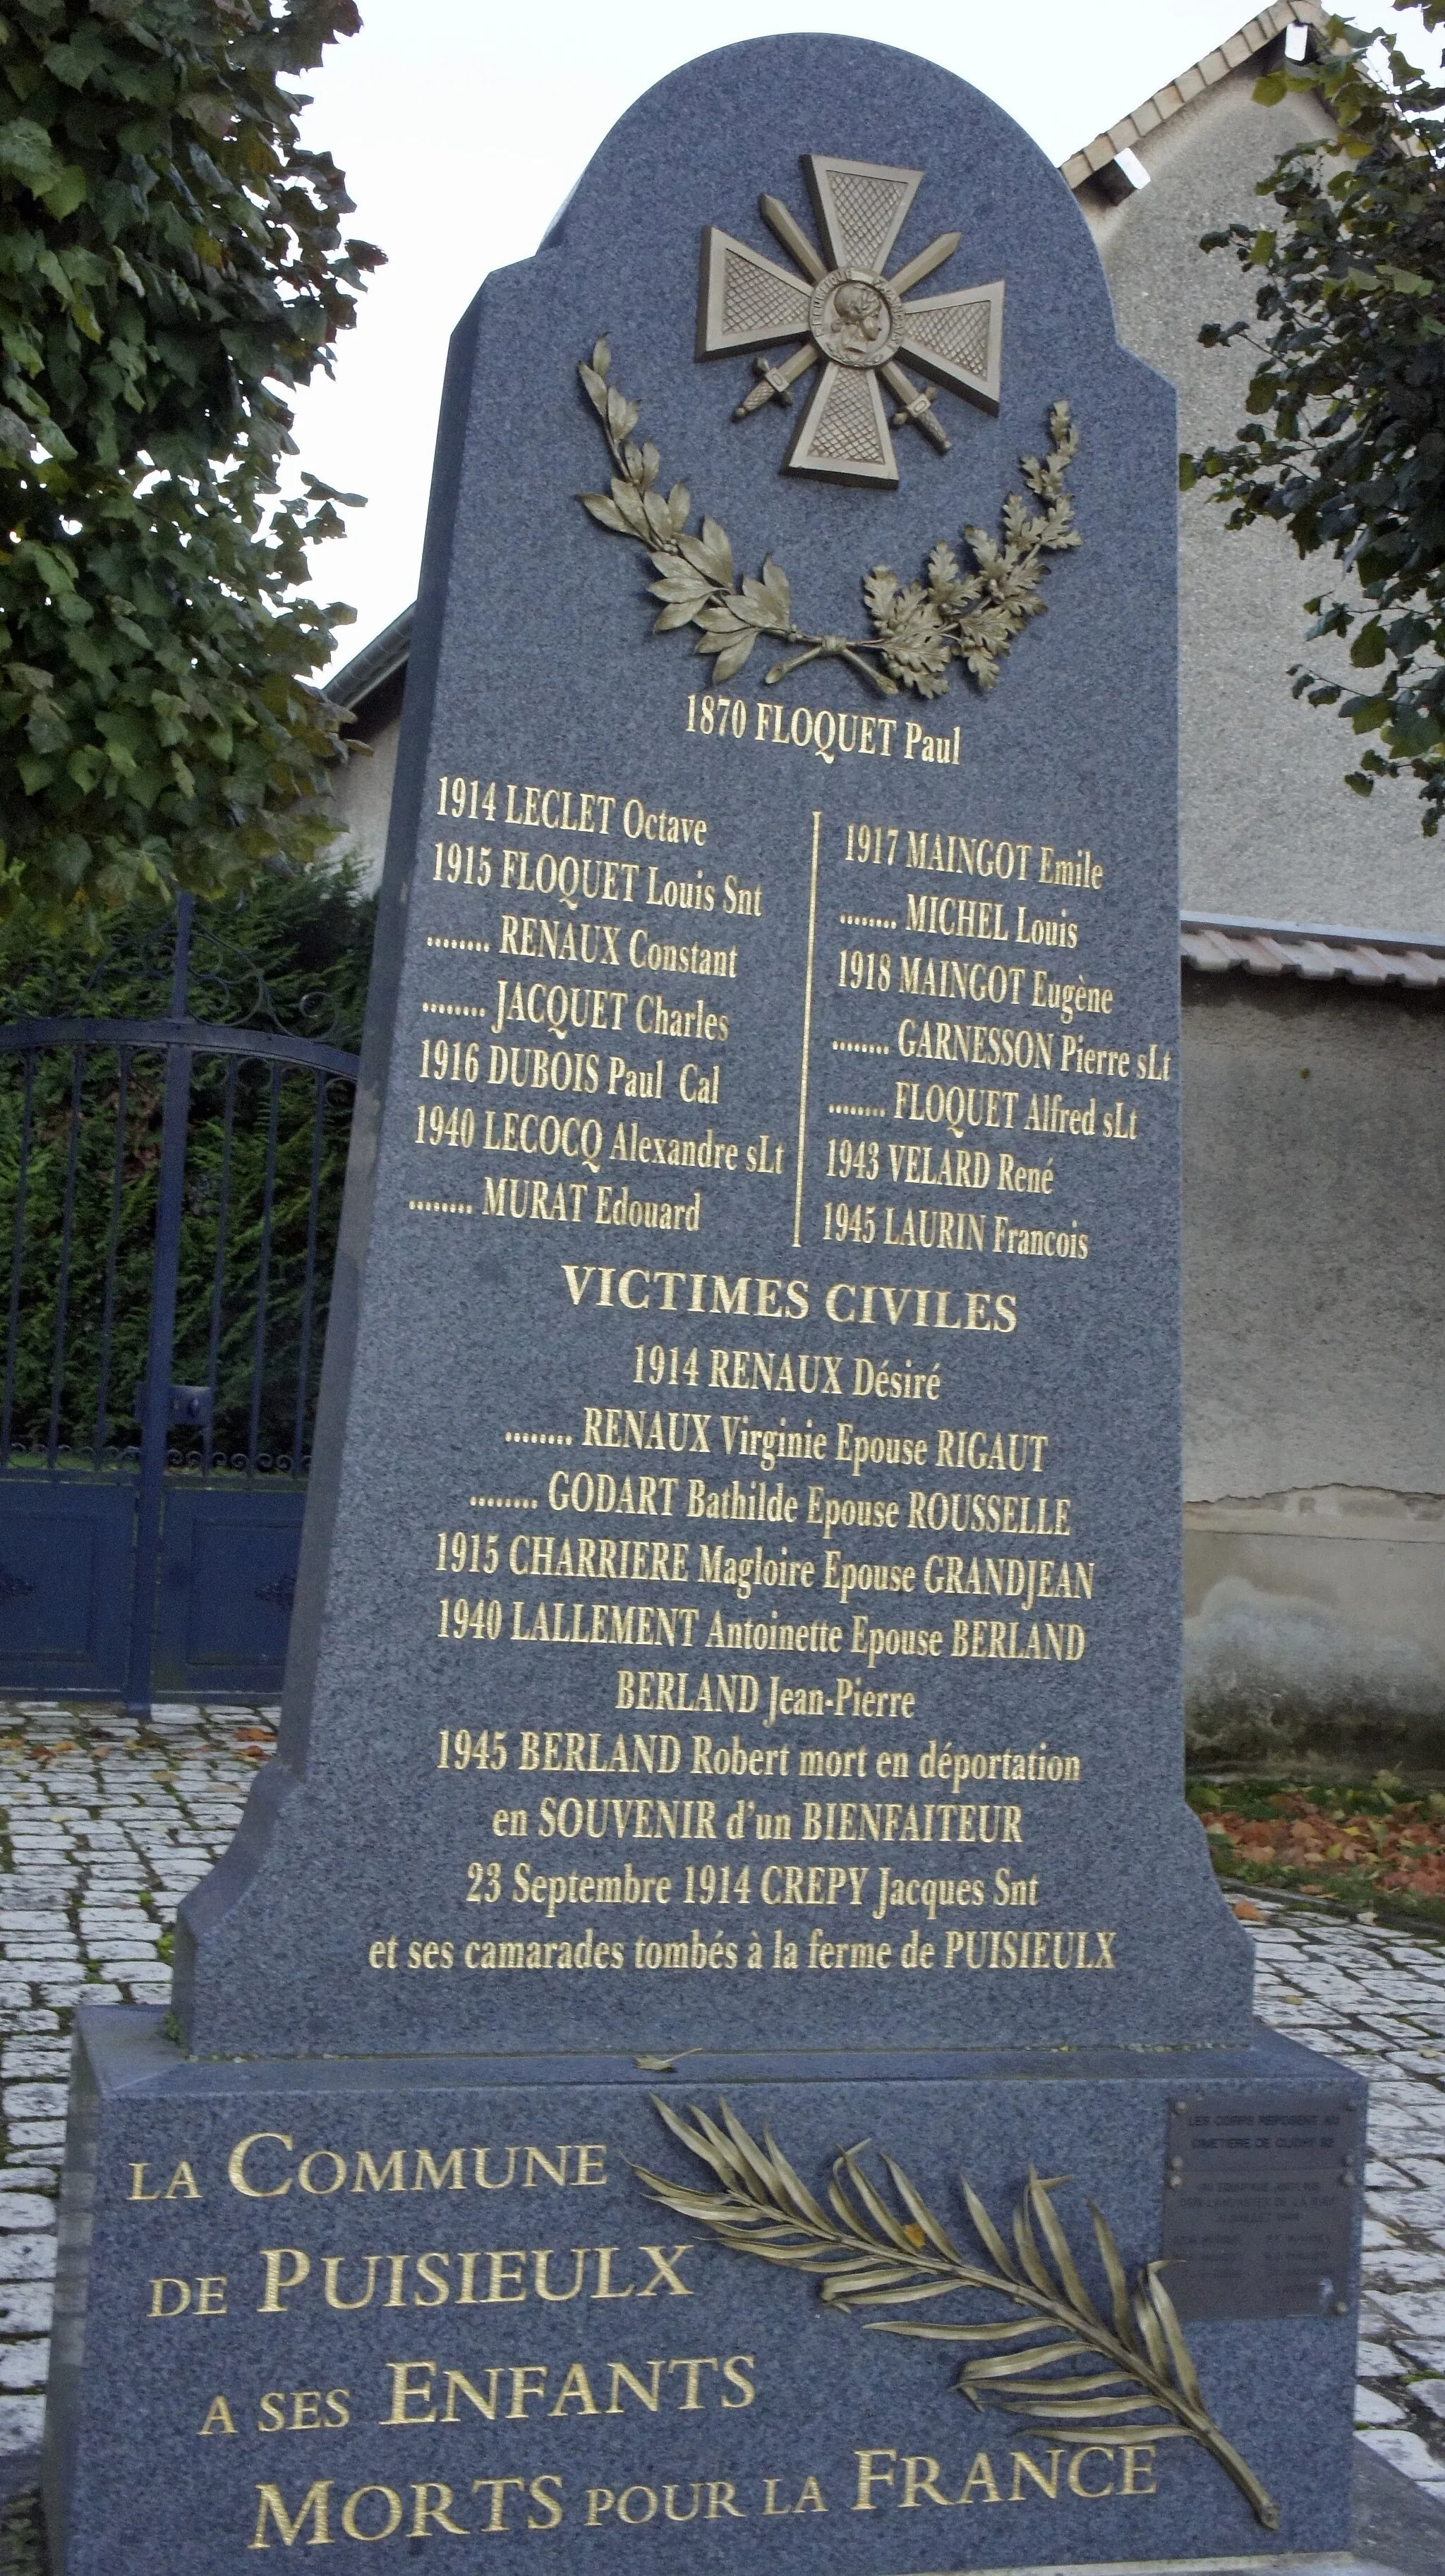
793,806,823,1249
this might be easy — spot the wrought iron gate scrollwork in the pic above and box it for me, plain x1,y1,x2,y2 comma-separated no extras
0,895,359,1704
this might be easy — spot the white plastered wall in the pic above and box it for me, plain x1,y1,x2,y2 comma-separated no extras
327,716,401,895
1080,68,1445,939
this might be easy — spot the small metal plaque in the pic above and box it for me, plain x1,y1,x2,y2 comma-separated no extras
1159,2087,1361,2321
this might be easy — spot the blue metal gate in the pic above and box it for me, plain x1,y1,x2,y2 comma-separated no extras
0,897,358,1705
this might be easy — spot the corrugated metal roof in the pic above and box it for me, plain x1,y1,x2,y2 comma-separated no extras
1060,0,1324,192
1182,910,1445,989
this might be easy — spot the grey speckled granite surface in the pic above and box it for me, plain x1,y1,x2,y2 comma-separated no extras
172,28,1252,2066
44,30,1374,2573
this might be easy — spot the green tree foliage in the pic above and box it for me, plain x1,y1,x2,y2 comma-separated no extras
0,861,373,1467
1182,6,1445,830
0,0,382,927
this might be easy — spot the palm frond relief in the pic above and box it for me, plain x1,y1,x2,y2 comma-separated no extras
577,339,1080,699
636,2096,1278,2532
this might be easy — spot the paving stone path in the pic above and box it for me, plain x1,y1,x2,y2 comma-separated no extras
1253,1897,1445,2509
0,1703,1444,2521
0,1700,272,2456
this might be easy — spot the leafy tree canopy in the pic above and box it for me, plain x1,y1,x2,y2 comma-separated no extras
0,843,374,1034
1183,5,1445,831
0,0,381,930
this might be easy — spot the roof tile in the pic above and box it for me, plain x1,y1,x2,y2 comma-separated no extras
1180,913,1445,990
1063,1,1326,193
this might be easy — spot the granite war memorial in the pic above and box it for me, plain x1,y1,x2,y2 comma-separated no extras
44,35,1368,2574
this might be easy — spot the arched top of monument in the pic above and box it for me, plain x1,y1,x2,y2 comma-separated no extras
468,30,1164,642
536,32,1124,363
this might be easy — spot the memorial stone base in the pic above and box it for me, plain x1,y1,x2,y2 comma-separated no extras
47,2009,1367,2574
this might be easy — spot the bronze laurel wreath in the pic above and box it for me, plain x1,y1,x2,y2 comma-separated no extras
577,339,1080,700
636,2096,1278,2531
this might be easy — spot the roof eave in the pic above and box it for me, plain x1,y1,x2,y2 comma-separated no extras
1060,0,1326,195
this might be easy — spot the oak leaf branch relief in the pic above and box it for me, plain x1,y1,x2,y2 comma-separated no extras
577,340,1080,700
636,2097,1278,2531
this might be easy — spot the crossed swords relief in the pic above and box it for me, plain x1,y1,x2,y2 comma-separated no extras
696,153,1003,489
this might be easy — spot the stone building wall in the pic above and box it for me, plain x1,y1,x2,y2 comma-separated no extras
1181,974,1445,1755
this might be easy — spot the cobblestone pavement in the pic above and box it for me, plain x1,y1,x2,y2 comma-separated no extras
1250,1895,1445,2510
1,1705,1444,2524
0,1700,276,2457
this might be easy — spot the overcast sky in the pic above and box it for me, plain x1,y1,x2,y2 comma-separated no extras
287,1,1411,674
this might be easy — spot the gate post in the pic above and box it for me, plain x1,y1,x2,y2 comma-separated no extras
123,896,194,1712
